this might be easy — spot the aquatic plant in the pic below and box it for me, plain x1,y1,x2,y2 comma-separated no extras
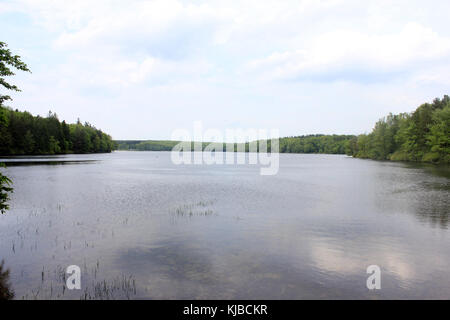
171,200,216,217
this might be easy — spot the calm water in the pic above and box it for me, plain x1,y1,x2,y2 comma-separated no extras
0,151,449,299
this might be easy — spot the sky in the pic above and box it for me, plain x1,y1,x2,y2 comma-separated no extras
1,0,450,140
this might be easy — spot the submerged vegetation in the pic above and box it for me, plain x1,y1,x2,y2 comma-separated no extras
347,95,450,164
171,201,216,218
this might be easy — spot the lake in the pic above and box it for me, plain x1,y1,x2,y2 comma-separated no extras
0,151,449,299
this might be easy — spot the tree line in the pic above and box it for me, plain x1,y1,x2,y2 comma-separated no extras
1,41,114,156
0,107,115,155
279,134,354,154
116,140,179,151
346,95,450,163
116,134,355,154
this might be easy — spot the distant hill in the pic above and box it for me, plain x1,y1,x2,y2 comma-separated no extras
115,134,355,154
115,140,180,151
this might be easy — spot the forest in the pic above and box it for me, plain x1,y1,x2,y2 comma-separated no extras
0,107,115,155
347,95,450,164
116,135,355,154
278,135,354,154
0,41,114,156
116,140,179,151
115,96,450,166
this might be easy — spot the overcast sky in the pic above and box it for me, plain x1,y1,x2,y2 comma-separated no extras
1,0,450,139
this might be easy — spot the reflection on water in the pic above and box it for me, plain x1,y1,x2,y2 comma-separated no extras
1,160,97,167
0,155,98,167
0,152,449,299
371,162,449,230
399,163,450,229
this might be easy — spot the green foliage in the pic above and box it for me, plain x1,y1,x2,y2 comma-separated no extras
0,260,14,300
278,134,354,154
0,41,113,155
0,41,31,106
426,105,450,163
116,140,179,151
116,135,355,154
0,107,115,155
0,164,12,215
116,140,221,151
350,95,450,164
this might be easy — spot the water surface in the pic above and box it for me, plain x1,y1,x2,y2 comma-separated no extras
0,152,449,299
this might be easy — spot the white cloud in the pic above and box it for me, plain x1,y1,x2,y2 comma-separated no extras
3,0,450,138
16,0,450,85
60,54,213,88
247,23,450,82
52,0,221,51
309,237,419,282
